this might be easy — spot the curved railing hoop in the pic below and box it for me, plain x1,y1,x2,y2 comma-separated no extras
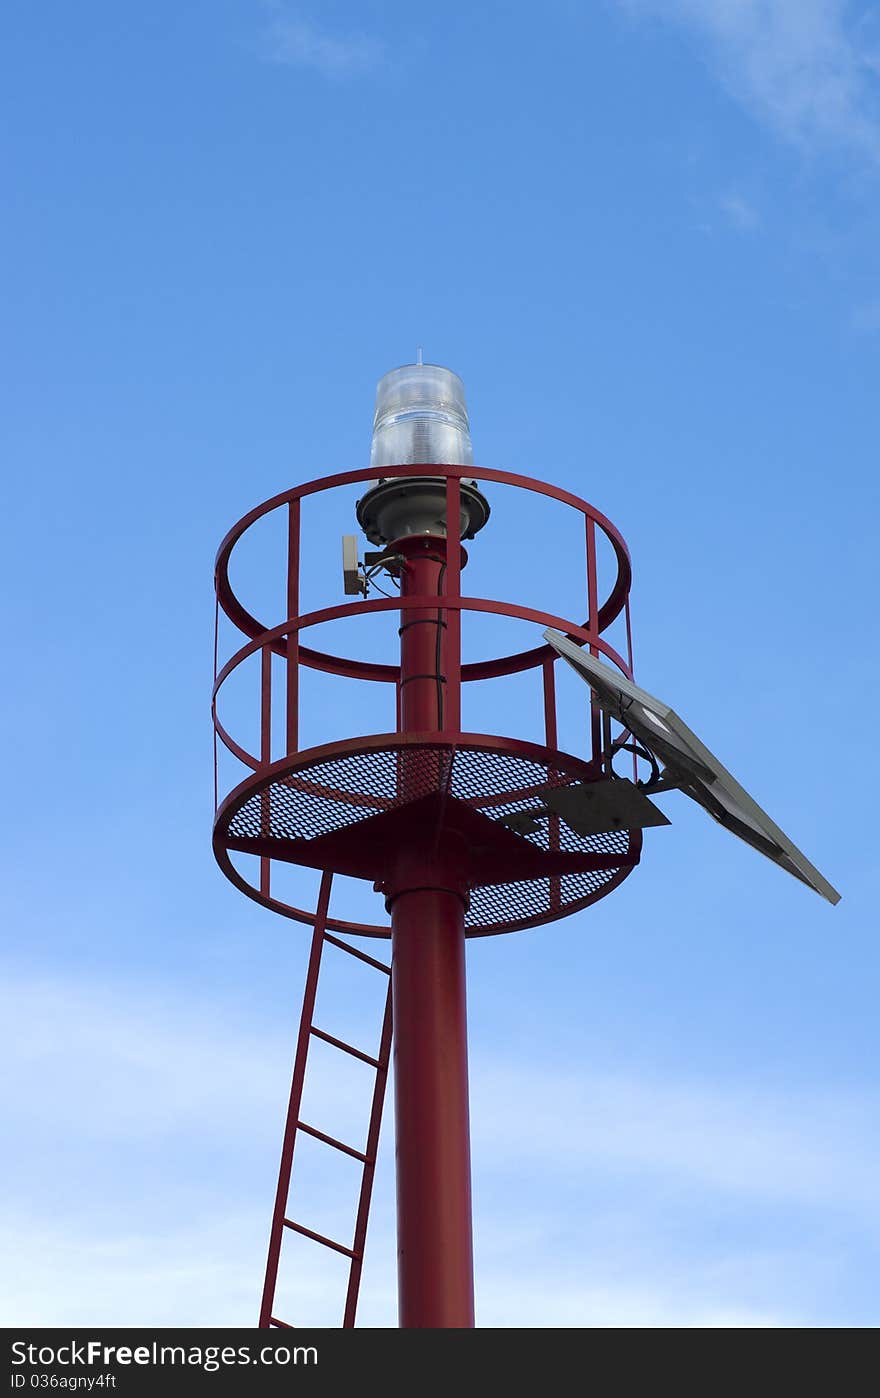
215,463,631,683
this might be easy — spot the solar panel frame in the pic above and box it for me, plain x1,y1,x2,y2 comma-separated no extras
543,628,841,905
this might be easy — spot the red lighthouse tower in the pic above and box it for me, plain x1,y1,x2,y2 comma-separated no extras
212,362,658,1327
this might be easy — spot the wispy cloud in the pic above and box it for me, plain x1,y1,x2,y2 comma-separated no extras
471,1058,880,1217
850,297,880,331
0,1209,798,1327
718,188,761,228
263,3,384,78
3,966,878,1324
618,0,880,160
474,1231,799,1327
5,969,877,1217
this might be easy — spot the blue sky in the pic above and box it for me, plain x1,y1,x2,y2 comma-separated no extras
2,0,878,1326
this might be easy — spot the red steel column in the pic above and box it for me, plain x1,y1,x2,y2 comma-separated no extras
395,538,449,736
389,535,475,1329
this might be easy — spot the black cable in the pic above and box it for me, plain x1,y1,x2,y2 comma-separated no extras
609,737,660,788
368,577,396,599
363,552,404,598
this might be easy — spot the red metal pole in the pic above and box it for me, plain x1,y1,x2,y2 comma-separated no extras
391,886,473,1328
388,535,475,1329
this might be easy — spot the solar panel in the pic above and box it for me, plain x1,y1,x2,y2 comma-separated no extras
544,629,841,905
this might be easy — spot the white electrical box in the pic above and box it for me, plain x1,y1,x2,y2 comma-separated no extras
342,535,362,595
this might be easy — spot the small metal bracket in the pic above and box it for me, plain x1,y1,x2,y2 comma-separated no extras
498,807,550,836
539,779,670,836
364,550,395,569
344,541,405,598
641,768,681,796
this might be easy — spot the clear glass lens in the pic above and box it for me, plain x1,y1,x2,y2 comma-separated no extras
370,364,473,468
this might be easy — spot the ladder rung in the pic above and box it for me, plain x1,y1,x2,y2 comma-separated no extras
323,933,391,974
283,1218,359,1260
269,1317,294,1329
297,1119,370,1163
310,1025,382,1069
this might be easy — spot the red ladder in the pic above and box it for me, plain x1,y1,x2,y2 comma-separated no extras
259,870,393,1329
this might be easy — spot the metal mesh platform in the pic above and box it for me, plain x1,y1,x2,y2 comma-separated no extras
219,736,638,935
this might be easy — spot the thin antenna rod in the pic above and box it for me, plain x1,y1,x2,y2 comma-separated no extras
416,345,423,366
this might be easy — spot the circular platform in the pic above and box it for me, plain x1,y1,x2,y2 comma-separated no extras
213,733,641,937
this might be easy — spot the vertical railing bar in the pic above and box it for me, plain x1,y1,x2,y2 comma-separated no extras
444,473,462,733
624,593,636,780
624,592,634,679
542,657,557,749
543,657,561,912
260,644,272,897
395,676,403,797
261,644,272,764
342,982,393,1328
585,515,601,761
259,870,334,1329
286,499,301,756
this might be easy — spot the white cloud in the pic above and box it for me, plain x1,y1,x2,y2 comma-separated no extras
3,965,877,1325
850,297,880,331
718,189,761,228
0,1213,267,1328
618,0,880,159
0,971,288,1139
0,969,381,1144
0,1209,797,1327
475,1259,794,1327
5,968,877,1217
471,1059,880,1217
263,4,384,78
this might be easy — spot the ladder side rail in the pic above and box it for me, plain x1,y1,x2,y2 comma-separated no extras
343,980,394,1327
258,869,334,1327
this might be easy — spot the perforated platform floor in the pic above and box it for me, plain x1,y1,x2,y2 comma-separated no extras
217,735,640,935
